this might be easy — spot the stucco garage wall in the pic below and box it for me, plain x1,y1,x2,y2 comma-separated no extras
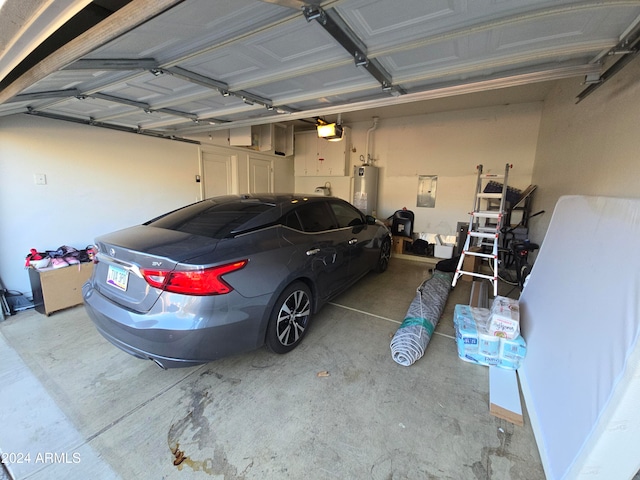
530,54,640,243
375,103,540,234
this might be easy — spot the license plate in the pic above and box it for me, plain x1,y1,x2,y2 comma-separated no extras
106,264,129,291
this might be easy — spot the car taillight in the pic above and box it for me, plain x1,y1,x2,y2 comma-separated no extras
141,260,248,296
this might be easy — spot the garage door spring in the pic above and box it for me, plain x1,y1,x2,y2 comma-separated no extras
390,270,452,366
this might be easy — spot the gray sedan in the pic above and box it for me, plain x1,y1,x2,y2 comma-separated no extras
83,194,392,368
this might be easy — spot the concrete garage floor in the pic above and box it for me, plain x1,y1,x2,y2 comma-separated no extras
0,258,544,480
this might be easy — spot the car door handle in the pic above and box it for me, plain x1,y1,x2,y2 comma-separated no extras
348,238,358,245
306,248,321,256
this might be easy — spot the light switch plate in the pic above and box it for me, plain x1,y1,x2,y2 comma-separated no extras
34,174,47,185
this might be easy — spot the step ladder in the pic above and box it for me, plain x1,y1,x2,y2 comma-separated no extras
452,163,512,297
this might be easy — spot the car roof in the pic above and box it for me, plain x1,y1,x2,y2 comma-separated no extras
146,193,351,238
227,194,346,233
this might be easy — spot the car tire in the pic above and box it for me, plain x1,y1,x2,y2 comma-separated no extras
374,237,391,273
265,281,313,354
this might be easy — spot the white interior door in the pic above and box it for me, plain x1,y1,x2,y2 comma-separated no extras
202,151,233,198
248,157,273,193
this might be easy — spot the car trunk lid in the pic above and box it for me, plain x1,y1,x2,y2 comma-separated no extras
92,225,218,313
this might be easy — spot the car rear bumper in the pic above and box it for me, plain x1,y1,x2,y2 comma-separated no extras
82,282,269,368
91,322,198,369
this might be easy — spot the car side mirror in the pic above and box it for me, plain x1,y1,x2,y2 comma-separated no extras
365,215,377,225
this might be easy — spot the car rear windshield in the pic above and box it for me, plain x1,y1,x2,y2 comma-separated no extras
147,199,273,239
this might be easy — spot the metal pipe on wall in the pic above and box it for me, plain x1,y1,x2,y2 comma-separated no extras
365,116,379,164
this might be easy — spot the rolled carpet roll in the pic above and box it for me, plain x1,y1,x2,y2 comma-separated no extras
390,270,452,366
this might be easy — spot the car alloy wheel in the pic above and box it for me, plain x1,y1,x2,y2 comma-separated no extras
266,281,312,354
375,237,391,273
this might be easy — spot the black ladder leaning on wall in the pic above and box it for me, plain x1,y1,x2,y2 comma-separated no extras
452,163,512,297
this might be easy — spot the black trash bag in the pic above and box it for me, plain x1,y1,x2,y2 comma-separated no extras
410,239,429,255
435,255,461,272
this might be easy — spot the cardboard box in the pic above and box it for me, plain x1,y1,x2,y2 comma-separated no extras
460,246,482,281
392,235,413,254
29,263,94,315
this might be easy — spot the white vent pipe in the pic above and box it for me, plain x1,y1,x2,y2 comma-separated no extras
365,116,379,165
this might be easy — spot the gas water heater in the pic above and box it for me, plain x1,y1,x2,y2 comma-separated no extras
353,165,378,216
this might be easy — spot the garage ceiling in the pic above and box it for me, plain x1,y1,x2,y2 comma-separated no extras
1,0,639,142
